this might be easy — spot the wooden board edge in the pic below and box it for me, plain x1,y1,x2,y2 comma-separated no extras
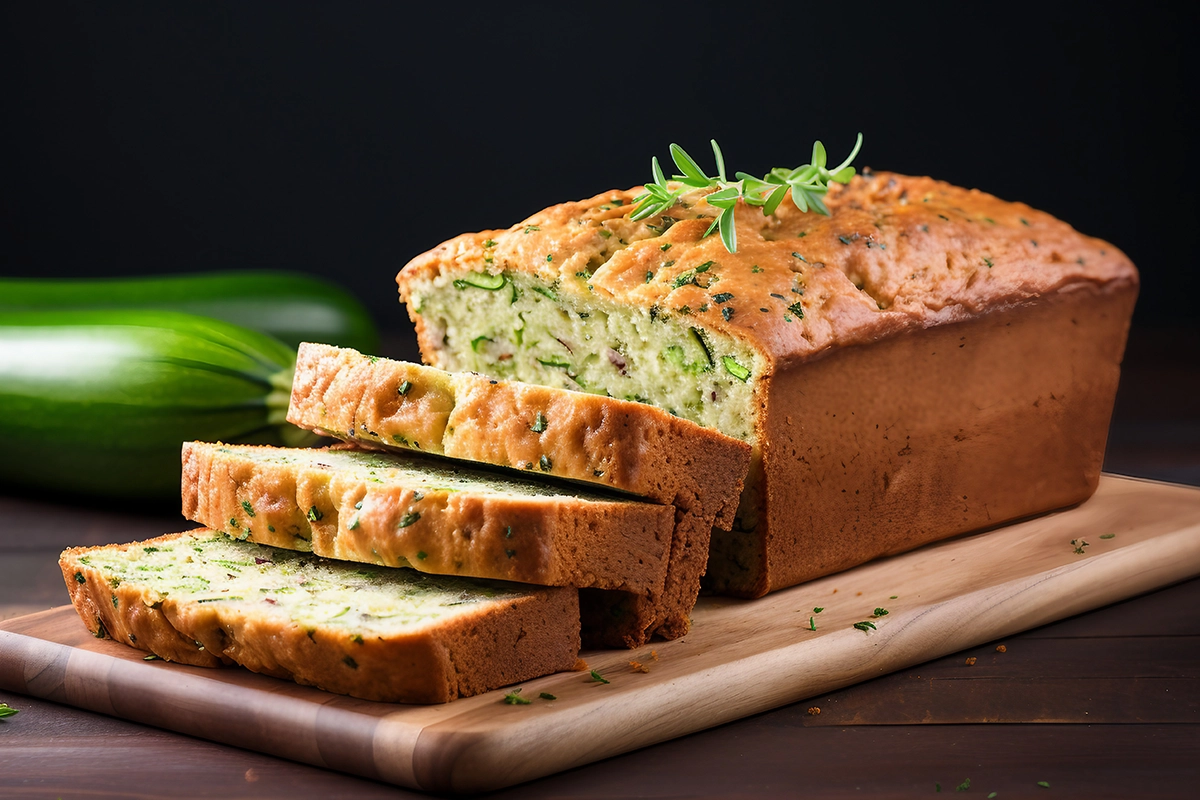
0,628,404,783
1099,472,1199,490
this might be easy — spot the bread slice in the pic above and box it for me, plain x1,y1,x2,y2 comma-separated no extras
182,441,672,597
396,170,1138,597
285,343,751,645
60,529,579,703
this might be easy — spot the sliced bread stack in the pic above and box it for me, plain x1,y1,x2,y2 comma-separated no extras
62,343,751,702
281,342,751,646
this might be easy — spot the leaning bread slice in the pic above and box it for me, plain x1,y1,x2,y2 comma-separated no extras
60,529,579,703
286,342,752,646
182,441,673,598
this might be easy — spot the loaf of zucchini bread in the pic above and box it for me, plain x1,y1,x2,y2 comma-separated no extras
285,343,751,645
396,170,1138,597
60,529,579,703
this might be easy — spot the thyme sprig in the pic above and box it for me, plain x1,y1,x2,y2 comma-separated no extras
631,134,864,253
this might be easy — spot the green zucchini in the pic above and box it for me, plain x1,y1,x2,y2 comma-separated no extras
0,271,379,354
0,309,320,500
452,271,508,291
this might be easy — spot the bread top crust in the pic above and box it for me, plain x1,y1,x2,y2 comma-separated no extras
397,171,1138,370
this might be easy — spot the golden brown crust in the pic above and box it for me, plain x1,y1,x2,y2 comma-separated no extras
181,442,673,595
59,531,580,703
707,280,1137,596
397,171,1138,372
287,343,751,646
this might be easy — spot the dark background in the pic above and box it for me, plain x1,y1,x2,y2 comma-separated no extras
1,2,1194,336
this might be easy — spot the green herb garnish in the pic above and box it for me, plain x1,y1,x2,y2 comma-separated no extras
539,692,557,701
503,689,532,705
1037,781,1050,788
307,506,323,522
0,703,18,719
632,135,864,253
956,779,970,792
397,379,412,396
398,512,420,528
853,620,877,632
1100,533,1115,540
530,411,548,433
241,500,255,517
873,607,889,617
589,669,610,684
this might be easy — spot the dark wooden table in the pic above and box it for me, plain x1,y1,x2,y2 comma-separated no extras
2,327,1198,798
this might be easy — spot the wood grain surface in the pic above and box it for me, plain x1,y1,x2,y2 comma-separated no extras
2,475,1198,794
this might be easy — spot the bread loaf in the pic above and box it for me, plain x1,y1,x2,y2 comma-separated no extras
60,529,579,703
396,170,1138,597
285,343,751,645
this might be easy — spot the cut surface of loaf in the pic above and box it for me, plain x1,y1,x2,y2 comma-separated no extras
60,529,579,703
396,170,1139,597
182,441,672,597
286,343,751,645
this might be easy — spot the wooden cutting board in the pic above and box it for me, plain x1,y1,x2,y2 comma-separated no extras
2,475,1198,794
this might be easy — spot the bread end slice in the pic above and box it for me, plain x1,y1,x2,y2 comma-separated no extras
60,530,580,703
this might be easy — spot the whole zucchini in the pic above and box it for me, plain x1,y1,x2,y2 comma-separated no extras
0,271,379,354
0,309,320,500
